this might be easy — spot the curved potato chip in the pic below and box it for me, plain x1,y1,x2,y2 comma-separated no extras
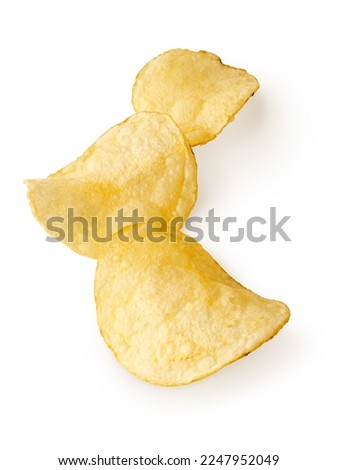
132,49,259,146
25,112,197,258
95,232,290,386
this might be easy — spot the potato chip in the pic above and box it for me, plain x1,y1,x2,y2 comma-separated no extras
95,232,290,386
25,112,197,258
132,49,259,146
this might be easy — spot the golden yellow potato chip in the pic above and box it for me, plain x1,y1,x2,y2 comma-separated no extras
132,49,259,146
25,112,197,258
95,232,290,386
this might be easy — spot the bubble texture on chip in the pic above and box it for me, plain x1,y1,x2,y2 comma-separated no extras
132,49,260,146
95,232,290,386
25,112,197,258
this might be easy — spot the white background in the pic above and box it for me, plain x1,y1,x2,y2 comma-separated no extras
1,1,337,469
